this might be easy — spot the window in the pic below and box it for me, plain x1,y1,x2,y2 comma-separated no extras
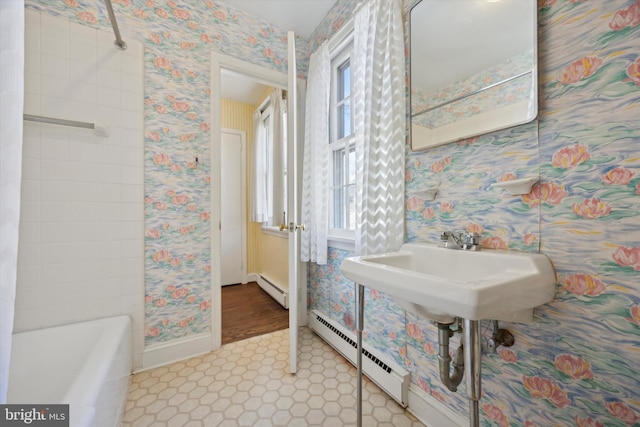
329,44,355,238
253,90,287,232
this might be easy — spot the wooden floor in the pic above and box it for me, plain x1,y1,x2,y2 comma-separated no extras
221,281,289,345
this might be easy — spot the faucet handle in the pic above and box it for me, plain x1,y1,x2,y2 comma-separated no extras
463,232,481,250
440,231,452,241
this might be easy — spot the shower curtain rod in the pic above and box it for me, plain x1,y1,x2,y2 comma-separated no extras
23,114,110,137
104,0,127,50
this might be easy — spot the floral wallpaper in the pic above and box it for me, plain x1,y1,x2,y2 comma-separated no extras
310,0,640,425
411,51,534,129
25,0,309,345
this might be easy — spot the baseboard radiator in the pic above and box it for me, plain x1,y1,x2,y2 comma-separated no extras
257,274,288,309
308,309,410,407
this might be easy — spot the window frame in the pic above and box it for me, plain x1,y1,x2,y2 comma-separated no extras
328,40,356,243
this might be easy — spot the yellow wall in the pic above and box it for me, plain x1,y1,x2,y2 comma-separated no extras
220,97,288,286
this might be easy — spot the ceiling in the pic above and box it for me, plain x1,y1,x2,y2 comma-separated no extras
220,0,336,104
222,0,337,39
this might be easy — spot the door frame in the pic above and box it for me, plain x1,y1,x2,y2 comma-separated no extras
210,53,289,350
220,128,247,286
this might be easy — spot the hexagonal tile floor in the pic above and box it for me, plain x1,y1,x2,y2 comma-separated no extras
122,327,426,426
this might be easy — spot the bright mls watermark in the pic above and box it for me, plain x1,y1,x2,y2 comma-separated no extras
0,405,68,426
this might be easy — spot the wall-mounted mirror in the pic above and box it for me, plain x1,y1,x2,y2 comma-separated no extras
410,0,537,151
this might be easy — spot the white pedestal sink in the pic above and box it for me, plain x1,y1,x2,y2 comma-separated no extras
341,242,557,323
341,243,557,427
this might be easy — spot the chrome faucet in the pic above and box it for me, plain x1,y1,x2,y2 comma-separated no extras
440,231,482,251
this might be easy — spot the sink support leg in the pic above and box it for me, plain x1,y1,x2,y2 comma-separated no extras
464,319,481,427
355,283,365,427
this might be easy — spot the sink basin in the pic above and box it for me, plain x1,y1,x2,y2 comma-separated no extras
341,243,556,323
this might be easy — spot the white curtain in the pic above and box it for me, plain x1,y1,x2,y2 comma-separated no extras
353,0,406,256
250,110,269,223
269,89,285,226
301,44,331,265
0,0,25,403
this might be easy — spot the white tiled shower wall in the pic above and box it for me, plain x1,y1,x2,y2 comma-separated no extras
16,11,145,368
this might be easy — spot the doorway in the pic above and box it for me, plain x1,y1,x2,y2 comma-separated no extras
211,54,291,350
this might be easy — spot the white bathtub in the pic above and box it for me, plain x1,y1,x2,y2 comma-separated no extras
8,316,132,427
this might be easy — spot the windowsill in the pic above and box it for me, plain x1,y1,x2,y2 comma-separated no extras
328,234,355,253
262,226,289,238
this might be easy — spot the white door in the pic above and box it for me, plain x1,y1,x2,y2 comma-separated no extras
221,129,246,286
287,32,301,374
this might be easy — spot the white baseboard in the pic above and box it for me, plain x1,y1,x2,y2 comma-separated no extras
139,333,213,372
407,383,467,427
246,272,259,283
257,274,288,308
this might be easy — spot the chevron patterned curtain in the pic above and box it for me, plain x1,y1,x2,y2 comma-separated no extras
353,0,406,256
301,44,331,264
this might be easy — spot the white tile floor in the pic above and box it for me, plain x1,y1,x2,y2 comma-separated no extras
122,327,426,426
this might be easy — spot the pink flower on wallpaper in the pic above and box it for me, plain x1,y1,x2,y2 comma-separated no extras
609,1,640,31
163,31,171,39
154,201,167,210
539,0,556,8
522,182,568,207
406,323,423,341
574,416,604,427
170,288,189,299
626,58,640,85
170,163,180,172
560,56,603,84
166,190,177,197
406,195,423,212
405,170,412,182
155,105,167,116
173,8,190,20
146,0,156,7
184,253,196,261
200,121,211,132
440,202,454,213
199,300,211,310
605,401,640,425
166,95,177,102
247,36,257,45
167,0,177,7
199,211,211,221
612,246,640,270
482,404,509,427
178,225,195,235
388,331,396,340
551,144,591,168
524,422,539,427
572,198,612,219
153,153,172,166
554,354,594,379
186,295,197,303
213,10,227,21
144,97,155,106
416,377,430,393
64,0,78,7
343,313,354,329
153,56,172,70
200,33,214,44
187,204,197,212
171,70,182,79
166,284,176,293
155,8,169,19
498,348,518,363
187,21,198,30
179,42,196,50
498,173,517,182
467,223,484,234
172,101,190,112
422,207,435,219
170,258,181,267
145,327,160,337
522,375,571,408
417,342,433,356
369,289,380,299
145,229,161,239
179,133,195,142
152,249,171,263
144,196,154,204
144,295,154,303
178,316,194,328
134,9,147,19
562,274,606,296
457,136,478,146
430,161,445,173
523,233,537,246
77,11,97,24
112,0,131,6
263,48,275,59
630,305,640,325
154,298,167,307
602,167,635,185
483,237,508,249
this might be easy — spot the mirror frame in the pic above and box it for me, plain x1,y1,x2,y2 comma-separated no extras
409,0,538,151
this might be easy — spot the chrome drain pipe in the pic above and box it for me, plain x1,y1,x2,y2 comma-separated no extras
436,322,465,392
464,319,481,427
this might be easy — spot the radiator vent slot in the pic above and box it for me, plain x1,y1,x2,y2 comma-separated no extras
308,309,409,406
315,314,391,374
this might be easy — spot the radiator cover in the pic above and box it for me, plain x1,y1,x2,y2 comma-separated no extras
308,309,410,407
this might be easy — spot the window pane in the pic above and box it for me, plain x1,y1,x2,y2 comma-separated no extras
333,187,345,228
348,146,355,184
342,64,350,98
348,184,356,230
